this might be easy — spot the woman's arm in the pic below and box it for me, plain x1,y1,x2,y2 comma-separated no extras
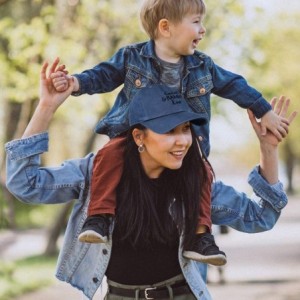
249,96,296,184
5,60,90,205
211,177,286,233
211,96,297,233
5,134,93,205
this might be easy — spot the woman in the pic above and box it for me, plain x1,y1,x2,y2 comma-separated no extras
5,61,297,300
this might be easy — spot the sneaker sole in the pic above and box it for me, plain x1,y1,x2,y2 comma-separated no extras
183,251,227,266
78,230,108,244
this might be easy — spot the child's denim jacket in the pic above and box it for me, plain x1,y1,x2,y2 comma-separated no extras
5,133,287,300
73,40,271,156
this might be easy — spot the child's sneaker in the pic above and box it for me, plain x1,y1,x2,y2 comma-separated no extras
78,215,110,243
183,232,227,266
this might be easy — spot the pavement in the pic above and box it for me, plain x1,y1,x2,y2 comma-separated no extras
1,195,300,300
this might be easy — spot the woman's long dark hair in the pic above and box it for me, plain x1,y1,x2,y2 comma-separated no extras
114,125,211,249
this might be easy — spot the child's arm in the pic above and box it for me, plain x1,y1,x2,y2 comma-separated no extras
209,60,290,140
260,96,290,141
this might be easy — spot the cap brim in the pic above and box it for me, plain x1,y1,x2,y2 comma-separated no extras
141,111,207,134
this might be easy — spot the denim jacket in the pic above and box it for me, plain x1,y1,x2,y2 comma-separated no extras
5,133,287,300
73,40,271,156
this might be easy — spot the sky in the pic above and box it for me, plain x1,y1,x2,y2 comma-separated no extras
242,0,300,12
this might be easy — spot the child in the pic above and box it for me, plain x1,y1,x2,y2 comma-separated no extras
51,0,287,266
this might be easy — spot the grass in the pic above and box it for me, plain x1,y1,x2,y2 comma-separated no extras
0,255,57,300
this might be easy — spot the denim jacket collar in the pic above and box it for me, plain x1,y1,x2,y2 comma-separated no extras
140,39,205,70
139,39,156,60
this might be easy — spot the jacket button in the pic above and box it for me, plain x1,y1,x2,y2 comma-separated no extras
135,79,142,87
102,249,108,255
199,87,206,94
93,277,99,283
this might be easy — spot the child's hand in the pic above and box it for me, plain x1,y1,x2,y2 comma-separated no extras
51,71,70,92
48,57,71,92
39,60,75,111
248,96,297,147
260,96,291,141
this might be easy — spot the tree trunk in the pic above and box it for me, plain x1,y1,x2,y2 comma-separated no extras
0,102,23,229
0,179,16,229
283,141,295,195
44,201,73,256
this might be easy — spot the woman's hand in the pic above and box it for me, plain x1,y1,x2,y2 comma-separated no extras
22,59,74,138
39,58,74,113
248,96,297,147
248,96,297,184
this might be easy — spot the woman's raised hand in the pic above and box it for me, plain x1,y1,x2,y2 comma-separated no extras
39,58,74,113
21,59,74,138
248,96,297,147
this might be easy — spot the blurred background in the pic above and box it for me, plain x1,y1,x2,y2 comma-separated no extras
0,0,299,299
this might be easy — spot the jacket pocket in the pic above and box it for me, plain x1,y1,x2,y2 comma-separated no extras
124,67,156,101
186,75,213,115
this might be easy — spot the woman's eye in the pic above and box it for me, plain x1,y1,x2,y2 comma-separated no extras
166,129,175,134
183,125,191,132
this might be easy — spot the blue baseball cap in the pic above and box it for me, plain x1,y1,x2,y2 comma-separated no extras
128,85,207,134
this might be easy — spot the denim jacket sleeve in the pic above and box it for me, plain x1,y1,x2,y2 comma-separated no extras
209,58,272,119
5,132,93,205
211,166,288,233
72,47,127,96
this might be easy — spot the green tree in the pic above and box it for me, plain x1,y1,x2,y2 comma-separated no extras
245,11,300,193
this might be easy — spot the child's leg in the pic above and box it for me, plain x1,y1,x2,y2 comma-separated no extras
88,135,126,216
78,135,126,244
183,162,227,266
196,161,213,234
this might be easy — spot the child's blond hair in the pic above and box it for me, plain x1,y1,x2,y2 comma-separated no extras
140,0,206,40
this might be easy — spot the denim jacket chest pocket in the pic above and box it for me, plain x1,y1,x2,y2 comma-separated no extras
123,65,159,101
185,74,213,117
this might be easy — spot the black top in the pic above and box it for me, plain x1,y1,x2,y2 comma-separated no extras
106,178,182,284
105,236,181,285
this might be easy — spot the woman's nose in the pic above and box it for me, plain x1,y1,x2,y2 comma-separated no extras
175,133,191,147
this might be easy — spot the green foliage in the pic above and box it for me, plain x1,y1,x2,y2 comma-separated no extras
14,201,68,229
245,11,300,157
0,255,57,300
1,196,68,230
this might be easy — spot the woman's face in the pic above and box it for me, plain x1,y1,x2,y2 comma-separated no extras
133,122,193,178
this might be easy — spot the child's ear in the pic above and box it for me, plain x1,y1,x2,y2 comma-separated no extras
158,18,171,37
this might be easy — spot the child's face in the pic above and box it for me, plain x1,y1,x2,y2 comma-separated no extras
169,13,206,56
